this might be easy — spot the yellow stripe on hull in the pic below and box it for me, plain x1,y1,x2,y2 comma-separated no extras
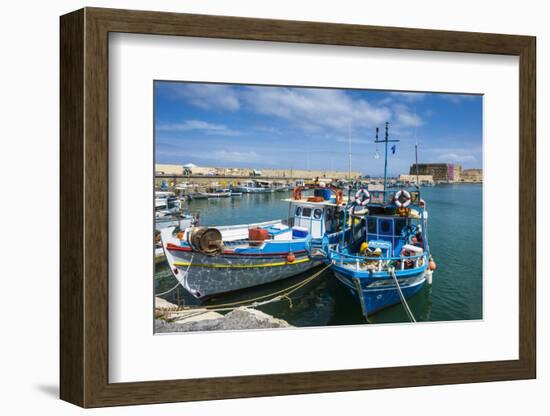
173,257,311,269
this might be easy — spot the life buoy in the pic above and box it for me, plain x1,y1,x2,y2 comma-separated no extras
335,190,344,205
354,188,370,206
394,189,411,208
293,187,302,200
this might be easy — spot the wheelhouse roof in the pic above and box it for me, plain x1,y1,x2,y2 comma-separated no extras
281,197,349,207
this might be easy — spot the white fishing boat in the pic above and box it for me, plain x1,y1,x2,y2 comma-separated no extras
161,185,360,299
234,180,271,193
188,189,232,199
255,180,275,192
155,210,199,230
155,191,182,213
273,181,290,192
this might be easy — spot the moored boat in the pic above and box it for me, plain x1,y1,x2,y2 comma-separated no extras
155,191,182,212
161,184,360,299
155,210,199,231
326,123,436,319
327,191,433,317
188,189,232,199
234,180,272,193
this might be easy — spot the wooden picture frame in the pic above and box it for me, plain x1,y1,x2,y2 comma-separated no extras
60,7,536,408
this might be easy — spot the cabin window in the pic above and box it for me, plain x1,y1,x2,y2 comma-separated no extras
313,208,322,219
295,206,302,216
302,207,312,218
367,218,377,234
394,218,406,236
380,219,391,234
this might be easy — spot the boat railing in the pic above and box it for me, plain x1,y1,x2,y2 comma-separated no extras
345,188,425,209
328,247,427,272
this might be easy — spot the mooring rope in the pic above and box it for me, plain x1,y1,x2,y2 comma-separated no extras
388,266,416,323
186,263,332,312
155,253,194,297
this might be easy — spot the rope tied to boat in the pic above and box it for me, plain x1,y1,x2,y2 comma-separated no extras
155,253,194,297
189,263,331,312
388,266,417,323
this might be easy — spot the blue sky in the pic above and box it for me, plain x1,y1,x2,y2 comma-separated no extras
155,81,482,176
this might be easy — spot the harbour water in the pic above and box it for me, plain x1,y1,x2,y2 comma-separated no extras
154,184,482,325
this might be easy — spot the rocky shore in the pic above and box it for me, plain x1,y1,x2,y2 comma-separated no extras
155,297,292,333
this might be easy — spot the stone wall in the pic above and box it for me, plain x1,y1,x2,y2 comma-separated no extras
398,174,434,184
155,164,361,179
461,168,483,182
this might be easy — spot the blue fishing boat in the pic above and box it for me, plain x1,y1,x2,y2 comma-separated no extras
326,122,437,320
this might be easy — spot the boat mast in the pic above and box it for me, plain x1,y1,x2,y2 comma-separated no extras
348,123,352,180
415,143,420,189
374,122,399,202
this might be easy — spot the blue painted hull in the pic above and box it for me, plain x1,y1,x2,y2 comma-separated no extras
333,268,427,316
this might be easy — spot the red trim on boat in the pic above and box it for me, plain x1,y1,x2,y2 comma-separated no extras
166,243,192,252
166,243,307,257
221,250,308,257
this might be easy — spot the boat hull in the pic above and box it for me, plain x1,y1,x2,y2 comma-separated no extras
165,246,322,298
333,268,427,316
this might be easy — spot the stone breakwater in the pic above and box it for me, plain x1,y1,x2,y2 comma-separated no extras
155,298,292,332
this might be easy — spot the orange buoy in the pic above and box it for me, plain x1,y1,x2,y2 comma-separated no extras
286,252,296,263
176,231,184,240
429,260,437,271
293,187,302,200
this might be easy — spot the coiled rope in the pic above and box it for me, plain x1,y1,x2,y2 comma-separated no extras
388,266,416,323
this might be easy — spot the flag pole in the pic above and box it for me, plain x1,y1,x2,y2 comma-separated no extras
374,122,399,203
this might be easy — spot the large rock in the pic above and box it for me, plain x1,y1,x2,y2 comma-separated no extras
154,307,291,333
155,313,224,333
155,297,178,310
221,307,291,330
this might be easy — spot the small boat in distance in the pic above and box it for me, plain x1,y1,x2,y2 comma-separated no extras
234,180,271,193
155,191,182,212
188,189,232,199
273,181,290,192
155,210,198,231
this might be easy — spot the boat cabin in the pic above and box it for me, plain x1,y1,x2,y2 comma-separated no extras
284,185,346,240
347,189,427,258
292,203,339,239
364,215,415,257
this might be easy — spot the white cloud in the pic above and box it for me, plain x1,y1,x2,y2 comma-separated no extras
163,83,426,136
439,94,478,104
438,152,477,163
241,86,391,132
390,92,426,102
172,83,240,111
211,150,264,163
392,103,423,127
157,120,241,136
